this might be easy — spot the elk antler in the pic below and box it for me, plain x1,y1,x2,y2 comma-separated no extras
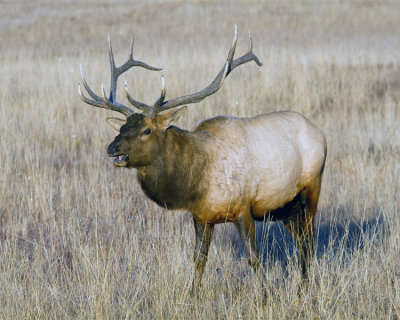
78,35,162,117
125,25,262,117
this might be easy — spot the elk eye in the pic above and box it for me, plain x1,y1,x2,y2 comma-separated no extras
142,128,151,135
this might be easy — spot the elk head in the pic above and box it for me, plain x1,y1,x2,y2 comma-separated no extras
78,25,262,169
105,108,186,168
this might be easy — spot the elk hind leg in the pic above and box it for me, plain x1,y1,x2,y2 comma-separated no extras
284,185,320,282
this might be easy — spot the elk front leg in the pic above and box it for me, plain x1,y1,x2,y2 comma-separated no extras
234,212,270,292
192,217,214,293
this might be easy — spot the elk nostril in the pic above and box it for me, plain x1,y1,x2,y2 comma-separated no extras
107,144,118,156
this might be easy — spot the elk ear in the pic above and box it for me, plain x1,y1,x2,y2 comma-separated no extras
106,117,126,132
156,106,187,129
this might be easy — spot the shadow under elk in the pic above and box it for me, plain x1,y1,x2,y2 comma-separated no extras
78,26,327,293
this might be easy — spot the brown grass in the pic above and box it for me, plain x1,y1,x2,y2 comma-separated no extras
0,1,399,319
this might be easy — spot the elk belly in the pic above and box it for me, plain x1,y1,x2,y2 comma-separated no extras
192,198,247,224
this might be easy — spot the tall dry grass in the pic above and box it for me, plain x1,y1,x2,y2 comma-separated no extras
0,1,399,319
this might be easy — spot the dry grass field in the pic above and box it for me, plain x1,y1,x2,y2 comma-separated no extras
0,1,399,319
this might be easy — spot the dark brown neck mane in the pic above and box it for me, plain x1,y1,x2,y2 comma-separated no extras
136,127,208,210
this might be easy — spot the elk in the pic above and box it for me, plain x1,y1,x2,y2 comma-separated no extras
78,26,327,292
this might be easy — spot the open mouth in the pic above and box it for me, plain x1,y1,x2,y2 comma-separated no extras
113,154,129,167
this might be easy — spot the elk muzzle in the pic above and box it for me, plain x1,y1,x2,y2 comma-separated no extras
107,142,129,167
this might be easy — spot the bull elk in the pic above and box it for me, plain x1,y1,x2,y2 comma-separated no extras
78,26,327,292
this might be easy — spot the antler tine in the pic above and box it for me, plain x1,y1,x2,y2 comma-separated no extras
78,83,103,107
107,34,120,102
150,24,261,115
153,76,166,108
108,34,116,69
129,35,134,60
226,24,238,69
115,35,163,76
248,29,253,52
79,64,103,102
125,81,152,112
229,28,263,71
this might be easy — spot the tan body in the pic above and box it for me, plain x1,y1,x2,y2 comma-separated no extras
190,111,326,224
78,27,326,293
